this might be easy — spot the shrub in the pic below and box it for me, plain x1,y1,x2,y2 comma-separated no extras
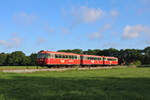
129,60,142,66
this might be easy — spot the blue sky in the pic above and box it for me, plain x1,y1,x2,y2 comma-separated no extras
0,0,150,55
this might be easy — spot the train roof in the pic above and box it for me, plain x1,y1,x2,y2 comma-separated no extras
39,51,80,56
81,55,117,59
103,56,118,59
80,54,103,57
39,51,118,59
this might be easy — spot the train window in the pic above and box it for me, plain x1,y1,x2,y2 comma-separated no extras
74,56,77,59
55,54,57,58
51,54,54,58
72,56,74,59
71,56,73,59
57,54,60,59
107,58,111,61
64,55,66,59
56,54,58,58
70,55,73,59
107,58,117,61
71,56,74,59
70,55,72,59
69,55,71,59
65,55,67,59
62,55,65,59
47,54,50,58
104,58,107,61
112,59,117,61
66,55,69,59
37,53,50,58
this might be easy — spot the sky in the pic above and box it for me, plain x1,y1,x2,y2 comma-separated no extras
0,0,150,55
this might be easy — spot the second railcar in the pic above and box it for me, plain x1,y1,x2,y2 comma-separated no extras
80,55,103,65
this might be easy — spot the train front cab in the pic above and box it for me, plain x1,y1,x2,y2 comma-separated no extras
37,51,81,67
37,53,50,66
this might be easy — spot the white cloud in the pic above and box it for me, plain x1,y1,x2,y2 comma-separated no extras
14,12,36,25
71,6,105,23
122,24,150,39
110,10,119,17
0,33,22,49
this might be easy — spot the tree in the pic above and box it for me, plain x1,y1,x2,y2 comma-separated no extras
58,49,83,54
83,49,100,55
0,53,7,66
7,51,26,66
118,49,143,65
143,46,150,55
29,53,37,66
143,47,150,64
97,48,119,57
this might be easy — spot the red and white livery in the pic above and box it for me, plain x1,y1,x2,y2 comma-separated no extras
37,51,118,67
37,51,80,66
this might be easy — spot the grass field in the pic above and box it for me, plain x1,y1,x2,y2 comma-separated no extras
0,67,150,100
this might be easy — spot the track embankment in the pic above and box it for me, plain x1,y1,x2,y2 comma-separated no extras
2,66,126,73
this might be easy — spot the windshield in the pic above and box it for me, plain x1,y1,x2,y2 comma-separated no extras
37,53,50,58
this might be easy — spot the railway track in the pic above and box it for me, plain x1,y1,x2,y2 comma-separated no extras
2,66,123,73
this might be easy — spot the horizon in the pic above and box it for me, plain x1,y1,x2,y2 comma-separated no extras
0,0,150,55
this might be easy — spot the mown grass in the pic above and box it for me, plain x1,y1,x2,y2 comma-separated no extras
0,68,150,100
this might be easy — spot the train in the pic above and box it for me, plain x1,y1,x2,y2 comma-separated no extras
37,51,118,67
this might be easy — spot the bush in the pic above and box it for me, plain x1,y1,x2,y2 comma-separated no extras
129,60,142,66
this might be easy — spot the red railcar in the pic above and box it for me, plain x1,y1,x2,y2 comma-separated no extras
37,51,80,66
103,56,118,65
37,51,118,67
80,55,103,65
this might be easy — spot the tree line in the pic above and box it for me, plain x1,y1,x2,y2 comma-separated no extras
0,46,150,66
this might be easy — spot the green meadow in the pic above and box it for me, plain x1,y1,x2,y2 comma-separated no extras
0,67,150,100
